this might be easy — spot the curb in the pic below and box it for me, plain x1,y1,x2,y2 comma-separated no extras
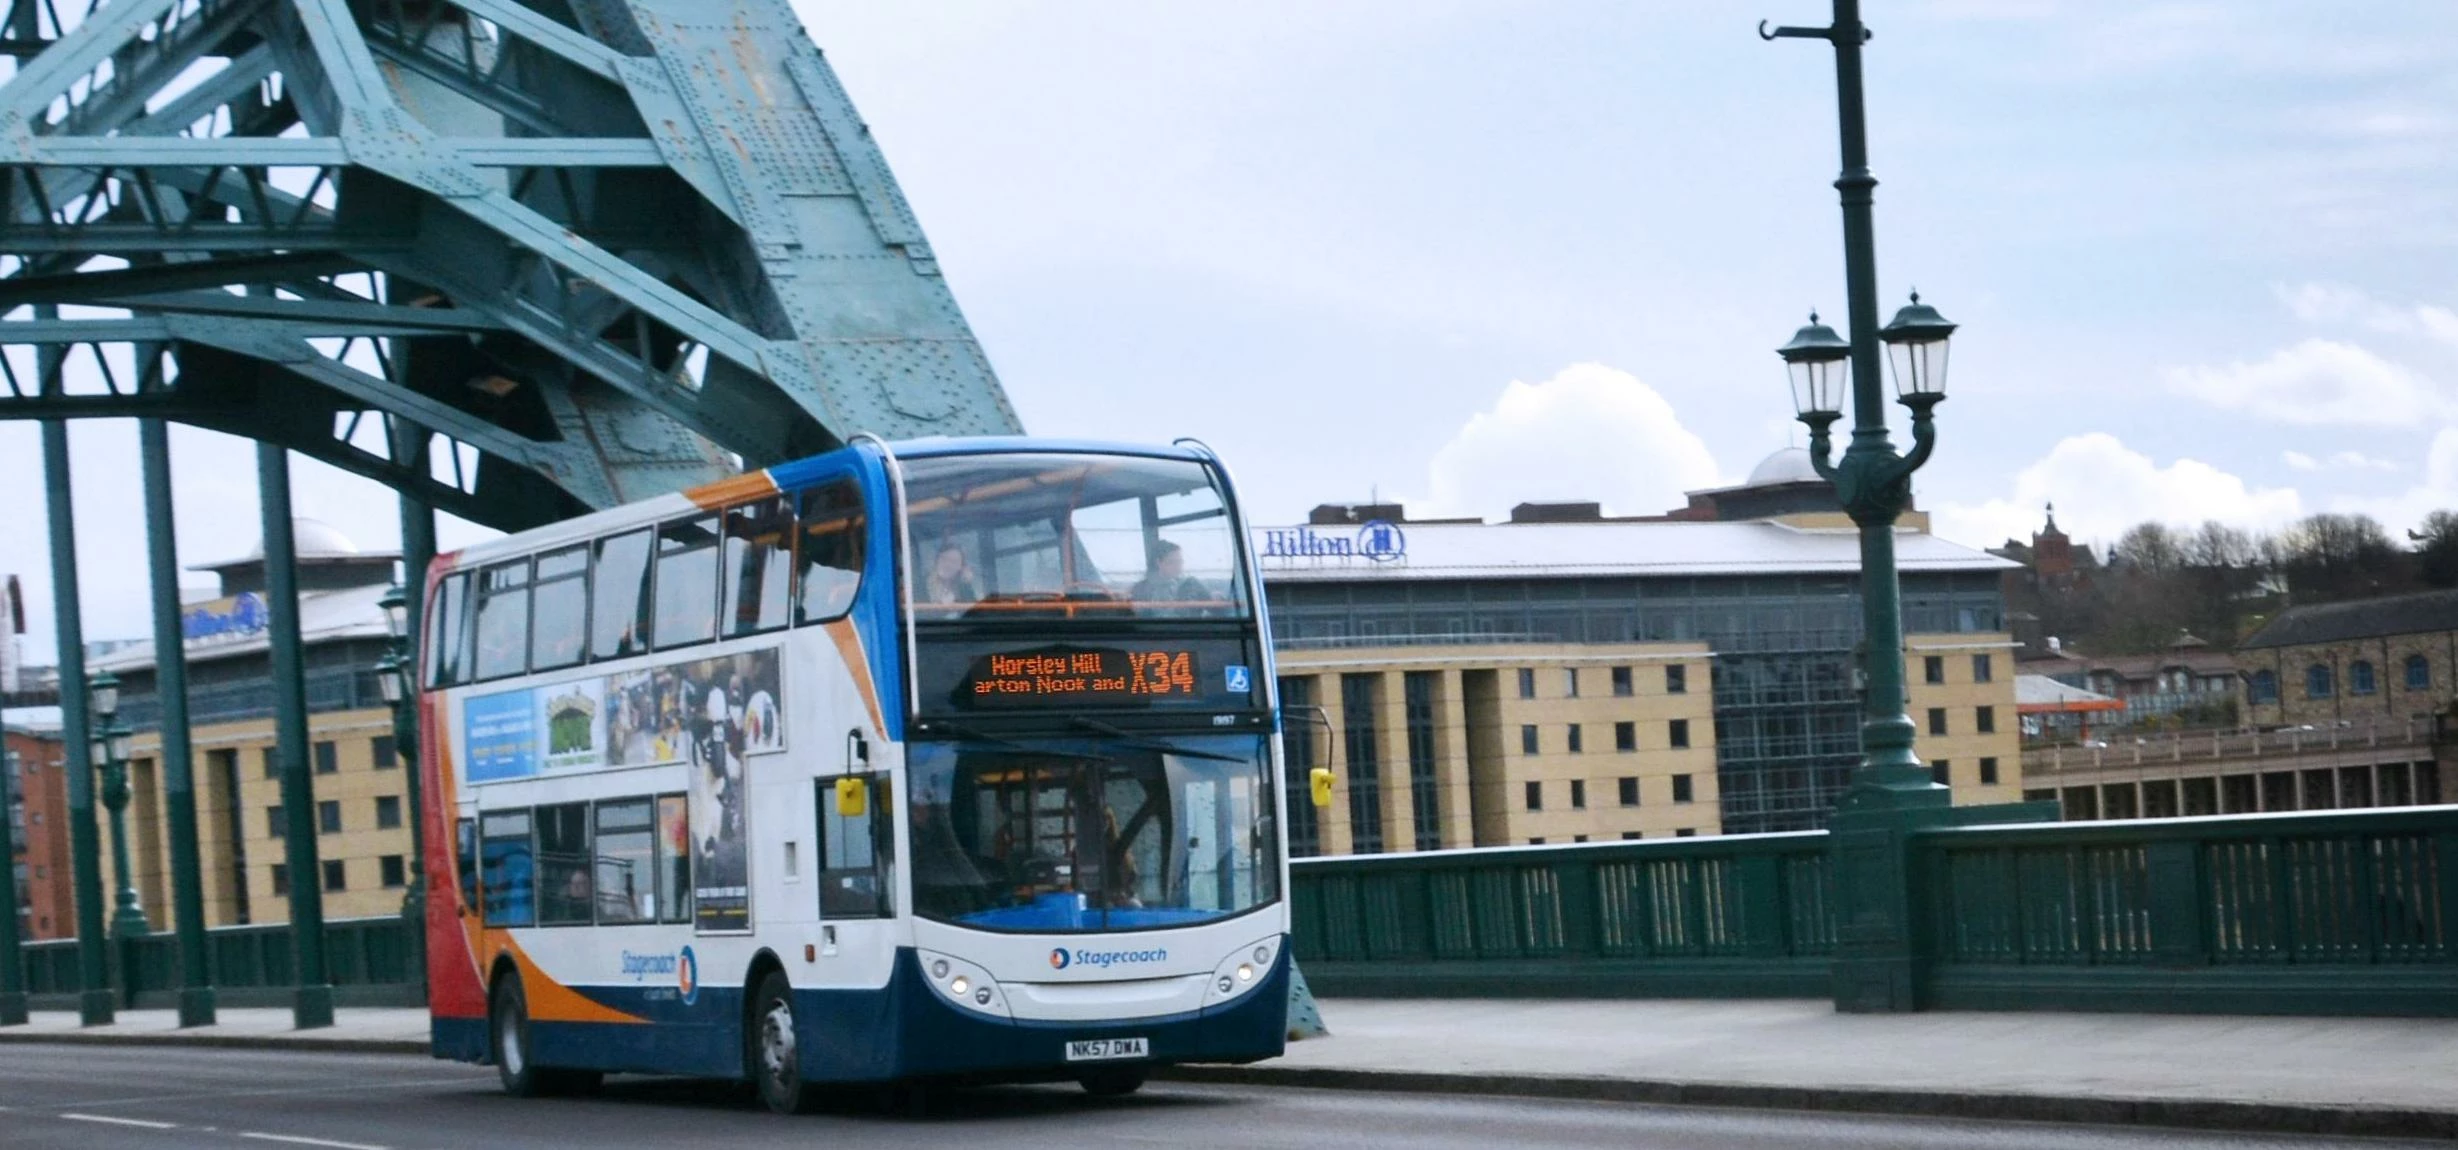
1157,1063,2458,1142
0,1030,427,1057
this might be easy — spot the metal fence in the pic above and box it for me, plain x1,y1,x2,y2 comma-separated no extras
1294,804,2458,1015
20,917,420,1009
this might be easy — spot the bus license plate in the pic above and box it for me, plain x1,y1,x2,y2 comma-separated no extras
1065,1037,1148,1062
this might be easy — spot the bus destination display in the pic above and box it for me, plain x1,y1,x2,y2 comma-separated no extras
968,647,1199,706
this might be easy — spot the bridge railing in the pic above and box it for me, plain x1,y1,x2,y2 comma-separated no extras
1291,832,1837,997
20,917,420,1010
1916,806,2458,1015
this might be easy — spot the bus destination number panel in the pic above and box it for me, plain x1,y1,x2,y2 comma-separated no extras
916,636,1260,715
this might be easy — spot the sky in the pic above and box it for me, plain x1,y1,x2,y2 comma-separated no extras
7,0,2458,661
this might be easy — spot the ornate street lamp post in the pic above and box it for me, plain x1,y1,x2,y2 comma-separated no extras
1762,0,1962,1012
89,672,151,956
376,584,426,996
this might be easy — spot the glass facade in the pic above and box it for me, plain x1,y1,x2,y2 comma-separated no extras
1340,674,1385,854
1404,671,1441,851
1269,570,2004,834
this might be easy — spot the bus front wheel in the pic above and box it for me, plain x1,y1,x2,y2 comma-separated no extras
751,971,820,1115
490,975,600,1098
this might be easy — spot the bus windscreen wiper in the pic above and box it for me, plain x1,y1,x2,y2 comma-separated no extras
1068,716,1247,763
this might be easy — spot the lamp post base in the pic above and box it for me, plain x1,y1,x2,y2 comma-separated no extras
178,986,218,1028
293,983,335,1030
78,988,115,1027
0,991,26,1026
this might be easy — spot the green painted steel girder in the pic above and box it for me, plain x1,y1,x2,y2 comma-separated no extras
0,0,1023,531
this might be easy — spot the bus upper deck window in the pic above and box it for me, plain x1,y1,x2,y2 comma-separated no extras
473,560,531,681
424,573,469,688
797,480,865,624
654,515,720,649
530,546,590,671
591,529,652,661
723,497,794,637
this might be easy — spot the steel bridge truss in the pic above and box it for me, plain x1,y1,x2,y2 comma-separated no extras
0,0,1020,529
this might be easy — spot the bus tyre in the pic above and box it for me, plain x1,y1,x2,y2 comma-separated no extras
1078,1067,1148,1097
751,972,819,1115
490,975,600,1098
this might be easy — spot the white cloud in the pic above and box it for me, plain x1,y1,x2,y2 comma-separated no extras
1934,433,2303,548
2335,428,2458,533
1418,363,1722,520
2164,338,2453,427
2284,448,2397,473
2283,449,2320,471
2277,282,2458,348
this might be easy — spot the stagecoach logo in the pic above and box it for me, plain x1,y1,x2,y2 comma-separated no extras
1049,948,1071,971
1258,520,1407,565
1052,946,1169,971
678,946,699,1005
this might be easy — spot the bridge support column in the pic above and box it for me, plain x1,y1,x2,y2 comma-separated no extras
398,491,433,1001
143,420,215,1027
0,671,22,1025
44,420,113,1026
260,444,333,1030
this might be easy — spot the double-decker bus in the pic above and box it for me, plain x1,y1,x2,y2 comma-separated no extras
416,438,1289,1112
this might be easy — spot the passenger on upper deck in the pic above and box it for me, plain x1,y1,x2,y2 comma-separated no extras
923,542,979,606
1130,540,1209,604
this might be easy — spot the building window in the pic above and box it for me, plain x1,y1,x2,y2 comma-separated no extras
261,747,279,779
1668,719,1690,749
2250,670,2278,703
1612,666,1634,697
1622,831,1642,840
1341,674,1386,854
1529,838,1545,845
1404,671,1442,853
1975,706,1996,734
1618,777,1639,806
317,800,342,835
1979,757,2000,785
270,864,289,897
372,735,397,771
1927,707,1948,736
1924,655,1945,685
2350,660,2377,696
1672,774,1694,803
1280,676,1321,858
1675,828,1697,838
380,855,406,889
1517,668,1536,699
2307,664,2334,699
375,795,403,830
1525,780,1543,811
265,805,285,839
2407,654,2432,691
321,859,347,893
1566,667,1580,698
1931,759,1950,786
1521,725,1540,755
1570,779,1587,809
1972,654,1993,683
1615,721,1636,752
1567,724,1584,753
312,741,338,775
1665,664,1687,695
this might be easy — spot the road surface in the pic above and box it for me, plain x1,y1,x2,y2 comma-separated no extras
0,1043,2426,1149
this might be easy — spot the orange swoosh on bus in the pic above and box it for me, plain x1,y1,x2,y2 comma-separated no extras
683,471,779,510
822,618,886,736
498,936,648,1025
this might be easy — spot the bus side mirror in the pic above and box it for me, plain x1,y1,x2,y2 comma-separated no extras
835,776,868,819
1309,767,1335,809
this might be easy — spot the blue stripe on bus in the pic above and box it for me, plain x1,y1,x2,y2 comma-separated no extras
440,944,1290,1084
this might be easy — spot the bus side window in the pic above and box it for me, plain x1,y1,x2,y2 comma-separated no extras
480,809,535,927
535,802,591,926
529,545,590,671
796,479,865,625
472,559,531,681
816,774,893,918
424,573,470,688
592,529,653,661
654,515,720,649
455,816,478,912
656,794,692,924
593,799,655,924
722,496,795,637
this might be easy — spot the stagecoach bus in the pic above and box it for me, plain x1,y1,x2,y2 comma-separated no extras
415,437,1291,1112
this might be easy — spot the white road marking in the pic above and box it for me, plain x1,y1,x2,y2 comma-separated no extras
240,1133,390,1150
62,1113,180,1129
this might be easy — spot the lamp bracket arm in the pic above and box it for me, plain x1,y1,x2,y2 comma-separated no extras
1892,408,1938,481
1757,20,1870,42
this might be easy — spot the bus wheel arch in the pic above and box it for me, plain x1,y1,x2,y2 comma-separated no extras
743,953,816,1114
487,960,600,1097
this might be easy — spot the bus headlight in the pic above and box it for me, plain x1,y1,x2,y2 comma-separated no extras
1204,936,1281,1007
917,950,1010,1019
950,976,969,995
1236,963,1254,982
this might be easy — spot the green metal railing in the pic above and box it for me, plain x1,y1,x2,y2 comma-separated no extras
1915,806,2458,1015
20,916,419,1010
1291,833,1837,998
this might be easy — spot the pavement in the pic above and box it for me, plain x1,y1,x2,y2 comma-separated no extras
5,998,2455,1140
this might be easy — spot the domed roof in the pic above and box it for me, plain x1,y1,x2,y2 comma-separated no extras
1744,447,1820,487
218,518,366,564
